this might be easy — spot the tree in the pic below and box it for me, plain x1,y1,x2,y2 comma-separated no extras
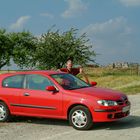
10,31,37,69
35,28,96,69
0,29,13,69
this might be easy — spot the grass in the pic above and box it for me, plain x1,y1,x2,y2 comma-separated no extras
91,75,140,95
81,67,140,95
121,85,140,95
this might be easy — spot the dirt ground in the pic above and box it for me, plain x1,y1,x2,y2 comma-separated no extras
0,94,140,140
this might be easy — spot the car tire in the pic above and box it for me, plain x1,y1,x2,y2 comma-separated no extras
69,105,93,130
0,101,10,122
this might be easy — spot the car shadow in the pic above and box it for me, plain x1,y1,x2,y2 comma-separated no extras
91,115,140,130
9,115,140,130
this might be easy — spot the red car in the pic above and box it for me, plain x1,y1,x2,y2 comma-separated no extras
0,71,130,130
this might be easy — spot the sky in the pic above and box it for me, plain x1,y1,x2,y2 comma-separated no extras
0,0,140,69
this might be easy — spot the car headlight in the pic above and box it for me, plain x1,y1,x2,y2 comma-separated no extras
97,100,118,106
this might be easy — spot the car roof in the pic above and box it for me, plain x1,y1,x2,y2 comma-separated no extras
0,70,65,78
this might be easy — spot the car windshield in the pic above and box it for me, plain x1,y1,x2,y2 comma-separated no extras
51,73,91,90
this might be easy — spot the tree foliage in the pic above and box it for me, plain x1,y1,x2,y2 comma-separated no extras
35,28,96,69
0,29,13,69
10,31,37,69
0,28,96,70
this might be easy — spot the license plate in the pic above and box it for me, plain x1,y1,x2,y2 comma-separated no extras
122,106,130,112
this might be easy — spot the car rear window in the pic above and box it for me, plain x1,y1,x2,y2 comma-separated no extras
2,75,24,89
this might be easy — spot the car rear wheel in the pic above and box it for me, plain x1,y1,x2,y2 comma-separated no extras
0,102,10,122
69,105,93,130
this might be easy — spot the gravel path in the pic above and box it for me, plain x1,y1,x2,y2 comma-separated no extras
0,94,140,140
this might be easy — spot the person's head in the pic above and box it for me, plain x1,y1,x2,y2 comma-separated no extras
66,57,73,70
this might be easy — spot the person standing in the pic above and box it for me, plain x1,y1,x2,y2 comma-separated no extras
60,57,89,84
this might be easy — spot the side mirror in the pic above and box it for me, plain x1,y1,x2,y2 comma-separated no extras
46,86,57,92
90,81,97,86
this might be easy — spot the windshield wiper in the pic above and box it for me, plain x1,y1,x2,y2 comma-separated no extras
79,86,91,89
67,86,91,90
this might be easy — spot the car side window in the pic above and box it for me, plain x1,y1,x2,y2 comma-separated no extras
26,74,54,90
2,75,24,89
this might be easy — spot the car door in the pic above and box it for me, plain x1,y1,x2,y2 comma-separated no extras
1,74,25,113
19,74,63,118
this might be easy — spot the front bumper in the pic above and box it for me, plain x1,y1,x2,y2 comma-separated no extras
92,102,130,122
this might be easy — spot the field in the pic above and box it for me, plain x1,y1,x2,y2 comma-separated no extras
0,67,140,95
83,67,140,95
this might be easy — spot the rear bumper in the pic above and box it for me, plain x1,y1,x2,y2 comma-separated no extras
92,104,130,122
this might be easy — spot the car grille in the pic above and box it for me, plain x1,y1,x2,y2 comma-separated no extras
114,111,130,118
108,111,130,119
116,96,129,105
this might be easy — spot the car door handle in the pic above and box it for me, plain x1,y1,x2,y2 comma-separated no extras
24,93,30,96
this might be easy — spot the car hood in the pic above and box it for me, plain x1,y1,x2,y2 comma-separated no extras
67,86,126,100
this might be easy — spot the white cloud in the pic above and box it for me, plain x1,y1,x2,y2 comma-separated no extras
81,17,134,64
10,16,30,30
40,13,54,19
81,17,132,36
61,0,88,18
120,0,140,6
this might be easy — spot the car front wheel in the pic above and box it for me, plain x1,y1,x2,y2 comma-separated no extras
0,102,10,122
69,105,93,130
